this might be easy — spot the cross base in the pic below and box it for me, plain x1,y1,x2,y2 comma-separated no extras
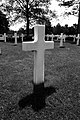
77,44,80,46
76,41,80,46
76,42,80,46
59,46,65,48
72,41,76,44
14,44,17,46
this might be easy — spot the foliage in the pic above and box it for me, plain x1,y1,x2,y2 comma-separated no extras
0,10,9,34
0,0,55,34
56,0,79,16
52,23,78,35
56,0,80,33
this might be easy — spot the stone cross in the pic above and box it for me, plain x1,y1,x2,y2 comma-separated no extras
63,34,66,42
73,35,76,42
4,33,7,42
76,34,80,46
0,47,2,55
51,34,54,41
59,33,64,48
32,36,34,40
46,34,54,41
22,25,54,85
46,34,49,41
21,33,24,42
56,35,59,41
13,33,19,45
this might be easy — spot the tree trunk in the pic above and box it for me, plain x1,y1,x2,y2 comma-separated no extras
77,2,80,34
26,0,29,39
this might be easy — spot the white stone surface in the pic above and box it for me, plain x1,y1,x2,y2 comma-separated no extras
51,34,54,41
0,34,4,41
13,33,19,45
76,34,80,46
4,33,7,42
0,47,1,55
46,34,49,41
60,33,64,47
21,34,24,42
63,34,66,42
22,25,54,84
73,35,76,42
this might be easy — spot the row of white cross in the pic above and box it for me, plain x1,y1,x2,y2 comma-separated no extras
1,32,80,46
0,33,24,45
0,33,7,43
46,33,80,46
46,34,76,42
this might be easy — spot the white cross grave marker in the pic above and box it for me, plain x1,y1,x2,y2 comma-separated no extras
13,33,19,45
63,34,66,42
21,33,24,42
51,34,54,41
4,33,7,42
0,47,2,55
22,25,54,85
59,33,64,48
73,35,76,42
56,35,59,41
76,34,80,46
46,34,49,41
32,36,34,40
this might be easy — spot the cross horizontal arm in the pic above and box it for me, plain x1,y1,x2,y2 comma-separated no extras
22,42,38,51
44,41,54,50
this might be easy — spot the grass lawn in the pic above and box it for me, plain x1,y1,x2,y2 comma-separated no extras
0,41,80,119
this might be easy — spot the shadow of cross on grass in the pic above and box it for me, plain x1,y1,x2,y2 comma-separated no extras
18,83,57,112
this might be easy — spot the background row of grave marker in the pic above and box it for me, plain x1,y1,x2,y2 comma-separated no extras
0,33,24,44
0,33,80,46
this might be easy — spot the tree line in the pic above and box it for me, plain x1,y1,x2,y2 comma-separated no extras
52,23,78,35
0,0,79,36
